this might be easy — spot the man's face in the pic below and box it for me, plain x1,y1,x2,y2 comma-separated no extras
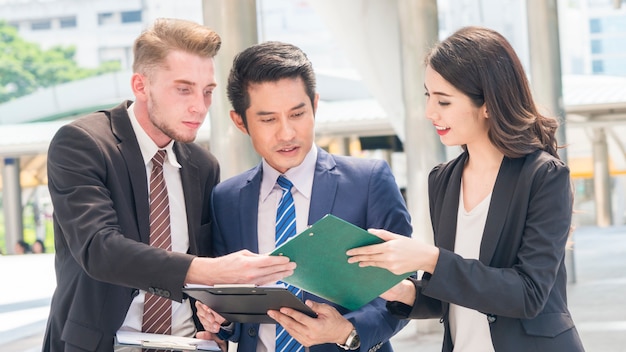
135,50,217,147
231,77,318,174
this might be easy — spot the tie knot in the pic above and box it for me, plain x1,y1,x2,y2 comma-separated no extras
152,150,167,167
277,175,293,191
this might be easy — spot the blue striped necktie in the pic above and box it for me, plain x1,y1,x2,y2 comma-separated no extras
275,176,304,352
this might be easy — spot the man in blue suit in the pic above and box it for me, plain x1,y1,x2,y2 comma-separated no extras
197,41,412,352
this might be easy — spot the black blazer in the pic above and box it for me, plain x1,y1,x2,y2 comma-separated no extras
42,101,220,351
392,150,584,351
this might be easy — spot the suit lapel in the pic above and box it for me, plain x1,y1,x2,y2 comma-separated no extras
308,148,338,225
240,166,262,252
436,155,465,252
176,143,202,254
111,101,151,244
479,156,524,264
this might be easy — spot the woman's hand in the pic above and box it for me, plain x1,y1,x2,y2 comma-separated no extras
346,229,439,274
380,279,417,306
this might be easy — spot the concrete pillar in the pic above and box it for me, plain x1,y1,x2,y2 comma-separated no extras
526,0,578,282
592,127,613,227
397,0,444,336
397,0,444,243
202,0,260,180
3,157,24,254
526,0,567,160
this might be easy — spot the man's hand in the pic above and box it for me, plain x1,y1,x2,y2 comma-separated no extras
195,329,227,352
267,300,354,347
186,249,296,286
195,301,227,333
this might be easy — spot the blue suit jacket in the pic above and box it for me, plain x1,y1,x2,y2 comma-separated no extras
211,147,412,352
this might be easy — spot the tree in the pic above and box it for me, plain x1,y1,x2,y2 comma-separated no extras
0,21,121,104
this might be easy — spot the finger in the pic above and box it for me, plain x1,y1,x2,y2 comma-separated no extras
216,339,228,352
207,309,227,324
347,252,380,264
279,306,313,323
305,300,334,316
195,301,209,311
268,309,292,326
254,271,296,286
196,331,228,352
346,241,387,256
196,331,213,340
355,258,384,268
368,228,401,241
258,254,293,266
253,262,296,277
358,260,375,268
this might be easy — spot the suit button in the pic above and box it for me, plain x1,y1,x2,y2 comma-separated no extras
148,287,156,294
487,314,497,323
248,327,257,337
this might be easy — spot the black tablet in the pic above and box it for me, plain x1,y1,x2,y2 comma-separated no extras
183,285,317,324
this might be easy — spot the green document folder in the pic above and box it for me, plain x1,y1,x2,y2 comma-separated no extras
269,214,413,311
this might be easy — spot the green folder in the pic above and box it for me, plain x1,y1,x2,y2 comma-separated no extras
269,214,413,311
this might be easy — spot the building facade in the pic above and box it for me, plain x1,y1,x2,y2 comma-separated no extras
0,0,203,69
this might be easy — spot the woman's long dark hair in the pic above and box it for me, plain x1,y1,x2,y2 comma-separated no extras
427,26,560,159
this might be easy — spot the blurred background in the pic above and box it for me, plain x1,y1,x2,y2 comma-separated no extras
0,0,625,350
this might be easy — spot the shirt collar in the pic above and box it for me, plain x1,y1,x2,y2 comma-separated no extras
128,103,181,168
260,144,317,202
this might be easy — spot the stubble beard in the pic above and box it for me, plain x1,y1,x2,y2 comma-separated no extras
148,94,197,144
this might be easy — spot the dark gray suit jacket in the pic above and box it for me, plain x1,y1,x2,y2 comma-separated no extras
211,147,412,352
43,101,219,351
392,150,584,351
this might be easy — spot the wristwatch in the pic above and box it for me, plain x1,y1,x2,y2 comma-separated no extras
337,328,360,350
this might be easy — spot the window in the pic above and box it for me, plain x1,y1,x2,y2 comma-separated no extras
602,57,626,76
602,16,626,34
31,20,51,30
60,17,77,28
589,16,626,34
589,18,601,33
98,12,115,26
591,39,602,54
592,60,604,74
121,10,142,23
590,38,626,56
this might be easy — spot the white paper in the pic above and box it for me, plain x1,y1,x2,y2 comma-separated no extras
115,330,220,351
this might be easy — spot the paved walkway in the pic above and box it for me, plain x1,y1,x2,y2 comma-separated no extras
1,225,625,351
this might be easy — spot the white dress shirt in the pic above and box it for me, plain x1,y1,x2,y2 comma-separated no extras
255,145,318,352
118,103,196,338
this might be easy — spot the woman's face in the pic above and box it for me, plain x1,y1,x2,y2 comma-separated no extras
423,65,489,148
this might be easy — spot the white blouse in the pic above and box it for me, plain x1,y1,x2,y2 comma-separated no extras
449,183,495,352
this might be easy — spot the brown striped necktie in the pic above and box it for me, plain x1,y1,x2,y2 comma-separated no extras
142,149,172,335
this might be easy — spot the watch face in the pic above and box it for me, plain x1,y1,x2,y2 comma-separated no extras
349,332,360,348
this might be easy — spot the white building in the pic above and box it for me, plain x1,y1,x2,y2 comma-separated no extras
0,0,203,69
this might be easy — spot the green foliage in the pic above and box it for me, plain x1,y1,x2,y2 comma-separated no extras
0,20,121,104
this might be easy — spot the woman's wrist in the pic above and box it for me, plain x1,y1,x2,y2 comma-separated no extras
425,246,440,274
397,279,417,306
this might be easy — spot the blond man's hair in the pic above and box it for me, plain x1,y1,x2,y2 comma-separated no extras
132,18,221,76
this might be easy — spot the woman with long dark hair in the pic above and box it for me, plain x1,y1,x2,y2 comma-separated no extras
348,26,584,351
